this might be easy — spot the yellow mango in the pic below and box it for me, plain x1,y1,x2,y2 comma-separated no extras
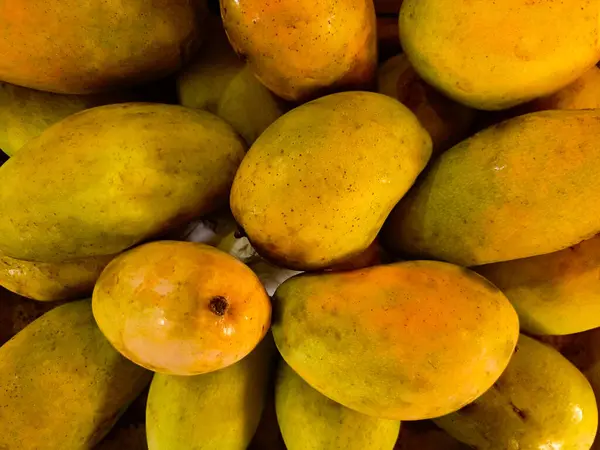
399,0,600,110
231,91,431,270
0,81,139,156
276,362,400,450
146,335,275,450
477,235,600,336
272,260,519,420
378,54,475,154
0,300,152,450
0,103,246,262
384,110,600,266
0,253,114,301
0,0,207,94
220,0,377,101
435,335,598,450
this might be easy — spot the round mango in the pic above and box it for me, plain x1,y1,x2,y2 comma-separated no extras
0,0,208,94
220,0,377,101
272,260,519,420
231,91,432,270
399,0,600,110
92,241,271,375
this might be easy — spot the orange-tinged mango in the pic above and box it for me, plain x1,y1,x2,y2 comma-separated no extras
0,0,207,94
384,109,600,266
93,241,271,376
220,0,377,101
272,260,519,420
477,235,600,336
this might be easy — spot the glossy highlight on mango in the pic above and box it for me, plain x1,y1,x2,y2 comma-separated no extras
92,241,272,375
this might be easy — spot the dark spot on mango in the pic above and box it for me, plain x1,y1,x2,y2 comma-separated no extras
209,296,229,316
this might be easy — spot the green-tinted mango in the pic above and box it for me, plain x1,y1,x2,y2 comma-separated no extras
384,110,600,266
435,335,598,450
0,300,152,450
231,91,431,270
272,260,518,420
146,335,275,450
276,362,400,450
0,103,246,262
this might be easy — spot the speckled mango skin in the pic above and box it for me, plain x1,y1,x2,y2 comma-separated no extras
384,110,600,267
146,334,275,450
0,103,246,262
276,362,400,450
399,0,600,110
220,0,377,101
0,300,152,450
231,91,431,271
0,253,115,301
476,234,600,336
92,241,271,376
435,335,598,450
272,260,519,420
0,0,207,94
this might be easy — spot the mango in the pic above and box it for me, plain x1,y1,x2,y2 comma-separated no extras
0,253,114,301
399,0,600,110
272,260,519,420
220,0,377,101
395,421,469,450
0,287,64,345
146,334,275,450
0,0,207,94
177,18,286,145
0,81,137,156
231,91,432,270
476,235,600,336
378,54,475,154
0,300,152,450
276,361,400,450
93,241,271,375
0,103,246,262
384,109,600,266
435,335,598,450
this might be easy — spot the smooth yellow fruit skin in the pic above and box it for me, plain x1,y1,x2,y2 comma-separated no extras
477,235,600,336
0,253,114,301
384,109,600,267
231,91,432,270
146,335,275,450
272,260,519,420
276,362,400,450
377,54,474,154
0,103,246,262
0,300,152,450
220,0,377,101
399,0,600,110
435,335,598,450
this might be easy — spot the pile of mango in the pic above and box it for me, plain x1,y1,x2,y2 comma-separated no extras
1,0,600,449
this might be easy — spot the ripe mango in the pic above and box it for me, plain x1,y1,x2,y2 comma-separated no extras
146,334,275,450
93,241,271,375
476,235,600,336
231,91,431,270
378,54,475,154
399,0,600,110
0,300,152,450
0,0,207,94
0,253,114,301
276,362,400,450
0,103,246,262
384,110,600,266
177,17,286,145
435,335,598,450
0,81,140,156
272,260,519,420
220,0,377,101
